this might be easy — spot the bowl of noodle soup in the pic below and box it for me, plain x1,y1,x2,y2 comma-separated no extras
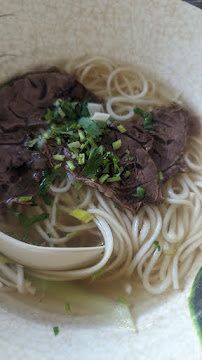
0,1,202,359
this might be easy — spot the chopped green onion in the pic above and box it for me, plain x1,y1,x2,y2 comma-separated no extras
74,182,83,191
54,163,62,170
66,160,76,171
29,138,39,148
65,303,71,313
117,124,126,133
42,132,50,139
99,174,110,184
112,139,122,151
68,141,81,150
53,326,59,336
129,156,135,161
18,196,32,203
91,268,105,282
107,175,121,183
77,153,85,165
56,137,62,145
134,107,155,130
133,187,145,201
78,129,86,142
70,208,94,223
53,154,65,161
58,108,66,118
158,171,164,182
123,170,131,179
118,294,130,307
125,149,130,155
154,240,161,251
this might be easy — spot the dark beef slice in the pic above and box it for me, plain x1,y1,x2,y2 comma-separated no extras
0,70,100,203
133,104,190,180
42,130,162,214
0,70,99,132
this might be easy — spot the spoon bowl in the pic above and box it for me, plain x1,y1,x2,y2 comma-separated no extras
0,231,104,270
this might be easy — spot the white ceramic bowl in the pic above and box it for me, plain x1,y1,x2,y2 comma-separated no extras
0,1,201,359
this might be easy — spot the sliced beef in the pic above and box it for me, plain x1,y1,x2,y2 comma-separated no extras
42,129,162,213
129,104,190,180
0,70,100,203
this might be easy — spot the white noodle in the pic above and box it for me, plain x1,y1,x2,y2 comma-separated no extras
0,57,201,295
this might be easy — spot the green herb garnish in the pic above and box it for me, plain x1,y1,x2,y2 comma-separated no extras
158,171,164,182
134,107,155,130
154,240,161,251
65,303,71,313
112,139,122,151
12,211,49,242
82,144,103,178
53,326,59,336
117,124,126,133
133,187,145,201
91,268,105,282
118,294,130,307
78,117,103,140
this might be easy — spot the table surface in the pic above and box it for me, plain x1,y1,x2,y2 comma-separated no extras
183,0,202,8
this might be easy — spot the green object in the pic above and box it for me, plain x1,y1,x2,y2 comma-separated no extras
118,294,130,307
66,160,76,171
53,154,65,161
18,196,32,202
123,170,131,179
65,303,71,313
134,107,155,130
54,163,62,170
78,117,103,140
188,266,202,345
68,141,81,150
154,240,161,251
70,208,94,224
82,145,103,178
117,124,126,133
91,268,105,282
158,171,164,182
112,139,122,151
133,187,145,201
53,326,59,336
12,211,49,242
107,175,121,183
99,174,110,184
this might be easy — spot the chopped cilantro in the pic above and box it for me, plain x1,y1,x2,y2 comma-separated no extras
133,187,145,201
47,233,52,238
134,107,155,130
82,144,103,178
154,240,161,251
113,202,118,208
78,117,103,140
53,326,59,336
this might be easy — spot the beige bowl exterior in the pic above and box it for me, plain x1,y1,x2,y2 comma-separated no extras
0,1,201,359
